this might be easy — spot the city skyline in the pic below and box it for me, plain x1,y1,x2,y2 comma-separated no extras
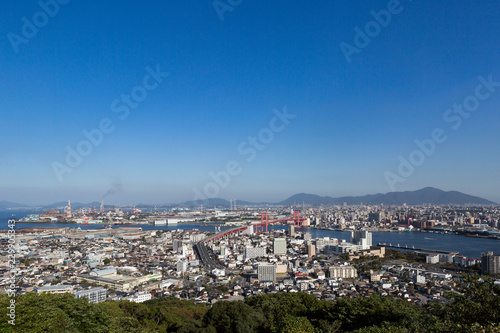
1,1,500,205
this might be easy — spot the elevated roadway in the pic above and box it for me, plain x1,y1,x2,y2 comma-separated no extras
195,212,305,268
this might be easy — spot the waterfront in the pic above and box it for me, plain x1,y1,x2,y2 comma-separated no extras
299,227,499,259
1,210,498,259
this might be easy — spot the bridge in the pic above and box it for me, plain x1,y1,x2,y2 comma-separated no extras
194,211,306,268
204,211,306,243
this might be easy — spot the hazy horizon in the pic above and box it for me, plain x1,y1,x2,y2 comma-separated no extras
2,186,498,207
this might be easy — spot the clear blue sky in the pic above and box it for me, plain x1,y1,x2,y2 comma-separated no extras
1,0,499,205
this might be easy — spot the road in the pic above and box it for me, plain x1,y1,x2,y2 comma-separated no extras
194,242,224,270
194,216,304,269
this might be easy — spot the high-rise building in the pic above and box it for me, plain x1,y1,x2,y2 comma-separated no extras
289,225,295,237
481,252,500,276
273,238,287,255
368,212,381,223
173,239,183,252
307,242,316,257
350,230,372,250
350,230,362,244
258,262,276,282
414,270,425,284
177,260,188,274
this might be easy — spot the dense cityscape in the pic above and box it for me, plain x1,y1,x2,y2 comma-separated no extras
3,1,500,331
1,201,499,331
3,202,500,299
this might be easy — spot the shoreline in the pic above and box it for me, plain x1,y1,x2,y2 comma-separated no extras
4,221,500,242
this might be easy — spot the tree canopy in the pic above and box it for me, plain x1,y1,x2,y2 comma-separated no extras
1,276,499,332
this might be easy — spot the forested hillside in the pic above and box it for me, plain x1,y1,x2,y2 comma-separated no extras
1,276,499,332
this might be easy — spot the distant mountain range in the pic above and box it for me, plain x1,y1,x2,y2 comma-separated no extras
0,201,31,209
277,187,496,206
1,187,496,210
0,201,113,210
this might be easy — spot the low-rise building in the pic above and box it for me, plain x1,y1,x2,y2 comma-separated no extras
245,247,266,260
329,265,357,279
37,285,74,294
127,291,152,303
75,287,107,303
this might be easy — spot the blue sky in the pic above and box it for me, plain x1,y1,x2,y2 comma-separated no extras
1,0,499,205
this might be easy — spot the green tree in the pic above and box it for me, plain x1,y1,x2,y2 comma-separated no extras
277,316,315,333
1,293,112,333
430,275,500,332
203,301,268,333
